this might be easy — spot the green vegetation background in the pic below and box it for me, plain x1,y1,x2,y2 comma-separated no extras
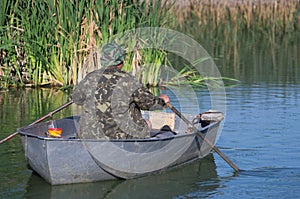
0,0,299,89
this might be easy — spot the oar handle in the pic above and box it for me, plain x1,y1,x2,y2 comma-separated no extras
165,102,241,172
0,132,19,144
0,100,74,144
30,100,73,125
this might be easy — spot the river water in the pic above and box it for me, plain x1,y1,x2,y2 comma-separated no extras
1,32,300,198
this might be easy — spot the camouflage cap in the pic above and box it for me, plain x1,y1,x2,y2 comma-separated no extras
100,43,126,67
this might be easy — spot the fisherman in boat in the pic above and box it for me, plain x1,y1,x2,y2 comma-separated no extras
72,43,170,139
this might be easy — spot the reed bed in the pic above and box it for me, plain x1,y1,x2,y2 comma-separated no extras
171,0,300,61
0,0,173,88
173,0,299,34
170,0,300,84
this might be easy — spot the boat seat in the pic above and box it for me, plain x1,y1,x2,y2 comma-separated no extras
149,112,175,131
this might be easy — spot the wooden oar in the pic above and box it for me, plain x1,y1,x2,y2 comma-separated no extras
0,100,73,144
166,102,241,172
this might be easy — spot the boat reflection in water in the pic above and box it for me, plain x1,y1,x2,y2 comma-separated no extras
24,154,219,199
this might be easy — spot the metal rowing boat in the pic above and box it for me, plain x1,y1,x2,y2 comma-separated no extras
17,111,223,185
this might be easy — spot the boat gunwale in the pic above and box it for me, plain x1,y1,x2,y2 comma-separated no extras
17,120,220,142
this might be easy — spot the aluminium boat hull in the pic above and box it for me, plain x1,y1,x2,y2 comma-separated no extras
18,113,221,185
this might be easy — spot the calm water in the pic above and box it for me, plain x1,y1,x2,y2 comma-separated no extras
1,83,299,199
1,33,300,199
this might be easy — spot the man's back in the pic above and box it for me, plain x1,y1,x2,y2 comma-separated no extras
94,67,150,139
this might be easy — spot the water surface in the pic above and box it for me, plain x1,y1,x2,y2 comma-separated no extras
1,82,299,199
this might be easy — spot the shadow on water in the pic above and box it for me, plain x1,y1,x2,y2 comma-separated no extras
23,154,221,199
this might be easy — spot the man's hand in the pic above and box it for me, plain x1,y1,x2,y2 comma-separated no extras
159,94,170,104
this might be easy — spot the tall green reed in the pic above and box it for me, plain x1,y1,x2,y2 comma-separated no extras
0,0,174,88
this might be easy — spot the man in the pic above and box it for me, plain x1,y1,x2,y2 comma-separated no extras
72,43,170,139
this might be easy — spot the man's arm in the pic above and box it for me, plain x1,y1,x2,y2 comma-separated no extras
132,87,167,110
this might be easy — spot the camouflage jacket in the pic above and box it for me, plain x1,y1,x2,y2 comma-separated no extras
72,67,165,139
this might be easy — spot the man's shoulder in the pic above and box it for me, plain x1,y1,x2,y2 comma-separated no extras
79,69,106,83
105,69,134,81
85,69,106,77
